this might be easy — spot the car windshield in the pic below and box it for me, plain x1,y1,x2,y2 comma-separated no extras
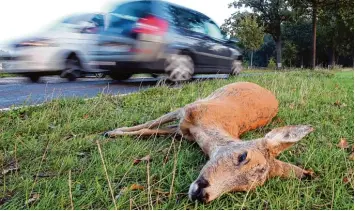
62,14,96,24
49,14,102,31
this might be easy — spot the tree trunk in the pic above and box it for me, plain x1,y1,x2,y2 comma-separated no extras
301,56,304,68
311,0,317,69
275,37,282,69
250,51,253,68
331,48,336,68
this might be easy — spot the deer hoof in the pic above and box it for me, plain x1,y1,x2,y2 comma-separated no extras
102,132,111,138
301,169,315,180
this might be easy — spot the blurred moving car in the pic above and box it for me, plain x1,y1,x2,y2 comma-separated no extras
88,0,243,81
1,13,105,82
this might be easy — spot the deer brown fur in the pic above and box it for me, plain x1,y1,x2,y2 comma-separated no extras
104,82,314,202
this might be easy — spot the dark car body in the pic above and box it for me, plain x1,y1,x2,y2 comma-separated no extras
87,0,242,80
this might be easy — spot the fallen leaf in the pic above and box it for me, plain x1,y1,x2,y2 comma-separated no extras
289,103,295,109
337,138,349,149
275,117,284,124
0,191,14,206
133,155,152,165
83,114,89,119
33,172,56,179
26,193,40,205
2,162,19,175
342,168,354,186
155,189,170,196
334,100,341,106
130,184,144,191
349,152,354,160
343,177,350,184
333,101,347,108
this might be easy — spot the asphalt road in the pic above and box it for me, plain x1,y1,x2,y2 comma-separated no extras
0,74,232,109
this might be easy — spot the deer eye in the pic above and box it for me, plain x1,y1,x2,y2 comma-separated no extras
238,152,248,163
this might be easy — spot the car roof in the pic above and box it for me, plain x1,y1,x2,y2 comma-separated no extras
111,0,212,21
161,0,209,19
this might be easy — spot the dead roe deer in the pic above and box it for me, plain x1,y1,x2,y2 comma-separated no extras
103,82,314,202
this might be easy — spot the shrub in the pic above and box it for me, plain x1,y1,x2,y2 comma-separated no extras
267,57,277,69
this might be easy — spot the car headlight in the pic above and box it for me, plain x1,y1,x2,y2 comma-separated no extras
18,39,57,47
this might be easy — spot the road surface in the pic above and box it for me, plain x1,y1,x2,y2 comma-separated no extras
0,74,232,109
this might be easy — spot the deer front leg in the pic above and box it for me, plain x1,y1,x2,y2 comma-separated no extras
268,159,314,179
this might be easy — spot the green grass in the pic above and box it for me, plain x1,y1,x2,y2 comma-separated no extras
0,70,353,209
0,73,16,78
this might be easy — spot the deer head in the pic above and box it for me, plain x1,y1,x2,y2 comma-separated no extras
188,125,314,203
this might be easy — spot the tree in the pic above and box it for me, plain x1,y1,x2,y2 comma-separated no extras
235,15,265,67
282,41,297,67
317,0,354,67
226,0,293,69
291,0,343,69
282,20,312,67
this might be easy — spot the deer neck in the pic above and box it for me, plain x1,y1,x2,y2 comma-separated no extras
190,127,238,156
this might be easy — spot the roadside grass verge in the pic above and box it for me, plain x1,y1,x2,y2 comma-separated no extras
0,73,16,78
0,70,353,209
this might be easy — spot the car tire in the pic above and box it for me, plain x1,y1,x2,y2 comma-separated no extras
62,56,81,81
27,74,41,83
151,73,160,78
231,59,243,76
109,73,132,81
95,73,106,78
165,54,194,82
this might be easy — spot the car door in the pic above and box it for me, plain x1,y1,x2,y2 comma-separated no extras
166,5,209,68
80,14,105,64
97,1,154,57
202,19,232,70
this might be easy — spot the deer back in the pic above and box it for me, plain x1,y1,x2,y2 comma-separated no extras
182,82,279,139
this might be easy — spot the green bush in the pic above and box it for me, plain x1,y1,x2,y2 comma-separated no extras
267,57,277,69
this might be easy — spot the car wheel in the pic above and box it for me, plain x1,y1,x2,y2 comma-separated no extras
231,59,243,76
27,74,41,83
62,57,81,81
95,73,106,78
109,73,132,81
165,54,194,82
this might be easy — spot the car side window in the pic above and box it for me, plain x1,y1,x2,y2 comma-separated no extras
168,5,206,34
92,15,104,28
109,1,152,28
204,20,225,40
113,1,151,20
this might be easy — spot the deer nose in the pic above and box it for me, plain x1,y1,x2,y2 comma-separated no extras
188,177,210,202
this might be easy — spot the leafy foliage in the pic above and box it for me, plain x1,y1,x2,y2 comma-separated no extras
267,57,277,69
223,0,353,68
282,41,297,67
236,15,264,52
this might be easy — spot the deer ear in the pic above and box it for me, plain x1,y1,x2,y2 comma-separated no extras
264,125,314,157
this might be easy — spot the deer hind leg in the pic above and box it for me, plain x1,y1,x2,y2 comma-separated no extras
103,109,182,137
105,125,180,137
